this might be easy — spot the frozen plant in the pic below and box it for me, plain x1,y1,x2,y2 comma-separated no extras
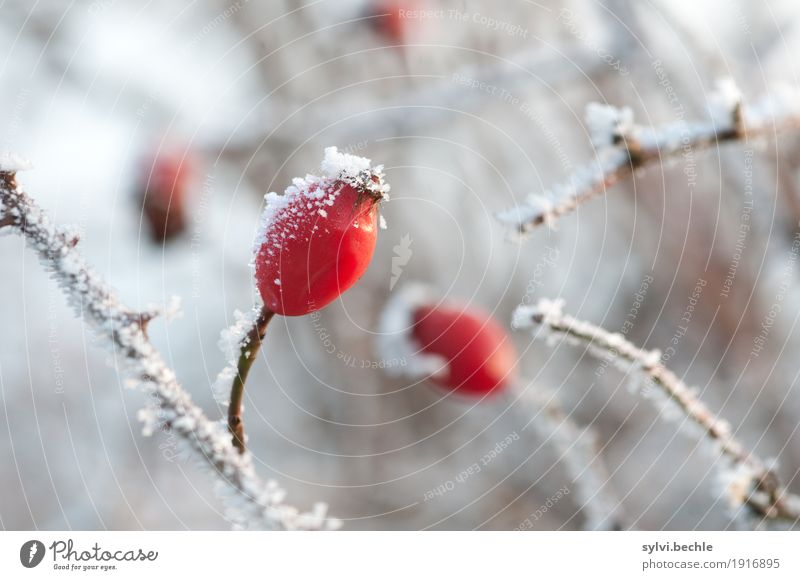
497,79,800,233
378,283,627,529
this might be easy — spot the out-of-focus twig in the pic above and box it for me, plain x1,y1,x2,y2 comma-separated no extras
228,306,274,454
513,298,800,527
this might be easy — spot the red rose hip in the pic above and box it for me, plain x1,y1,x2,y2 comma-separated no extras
379,284,518,396
254,147,389,316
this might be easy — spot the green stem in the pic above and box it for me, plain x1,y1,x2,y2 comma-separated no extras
228,306,274,454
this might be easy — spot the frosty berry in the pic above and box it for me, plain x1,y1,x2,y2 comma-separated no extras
254,147,390,316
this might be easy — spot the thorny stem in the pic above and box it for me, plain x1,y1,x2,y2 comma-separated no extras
229,306,274,454
514,299,800,526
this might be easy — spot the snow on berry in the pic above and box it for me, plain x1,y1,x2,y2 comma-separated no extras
254,146,390,316
379,283,518,396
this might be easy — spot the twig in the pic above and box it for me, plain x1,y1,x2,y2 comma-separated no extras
512,381,627,530
513,298,800,526
228,306,274,454
0,167,337,530
497,80,800,233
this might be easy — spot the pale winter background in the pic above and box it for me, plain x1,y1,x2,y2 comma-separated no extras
1,0,800,530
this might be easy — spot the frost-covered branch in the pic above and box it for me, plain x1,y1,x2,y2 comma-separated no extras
513,298,800,527
0,165,338,531
498,80,800,233
228,306,274,454
513,382,627,530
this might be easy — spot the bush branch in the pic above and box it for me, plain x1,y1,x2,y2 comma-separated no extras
513,298,800,526
228,306,274,454
0,168,337,530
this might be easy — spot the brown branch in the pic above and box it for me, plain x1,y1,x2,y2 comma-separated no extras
229,306,274,454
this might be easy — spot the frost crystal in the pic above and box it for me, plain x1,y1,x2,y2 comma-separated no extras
709,77,742,124
585,102,634,147
512,297,799,527
212,306,263,405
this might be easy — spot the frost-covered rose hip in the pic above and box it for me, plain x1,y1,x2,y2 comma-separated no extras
379,284,517,396
254,147,389,316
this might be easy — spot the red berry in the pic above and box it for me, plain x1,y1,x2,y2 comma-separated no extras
139,147,194,243
411,301,518,396
254,147,389,316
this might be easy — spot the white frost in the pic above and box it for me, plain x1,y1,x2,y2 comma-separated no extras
377,283,448,380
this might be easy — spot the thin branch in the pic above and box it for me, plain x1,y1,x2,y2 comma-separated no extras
378,282,627,528
0,168,337,530
498,80,800,233
513,381,628,530
228,306,274,454
513,298,800,527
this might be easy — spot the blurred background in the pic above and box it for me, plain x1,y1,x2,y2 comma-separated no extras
2,0,800,530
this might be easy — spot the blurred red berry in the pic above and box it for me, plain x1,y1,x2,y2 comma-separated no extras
367,0,413,44
411,301,518,396
254,147,389,316
139,148,194,243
